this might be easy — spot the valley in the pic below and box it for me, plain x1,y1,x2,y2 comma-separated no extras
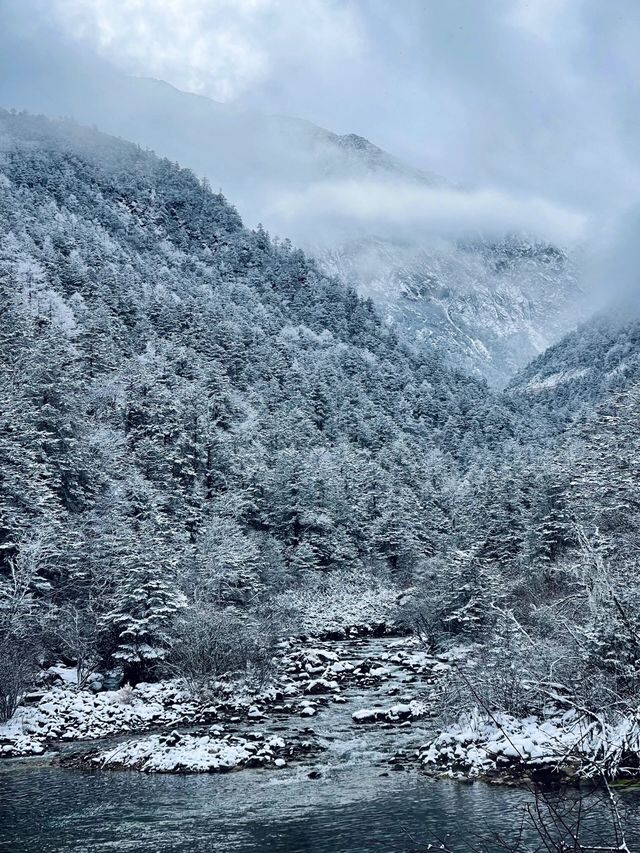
1,40,639,848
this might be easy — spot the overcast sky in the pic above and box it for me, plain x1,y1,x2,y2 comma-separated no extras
3,0,640,283
2,2,638,192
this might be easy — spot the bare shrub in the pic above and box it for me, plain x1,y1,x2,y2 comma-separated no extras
116,683,135,706
423,784,632,852
0,634,37,722
47,602,100,689
167,605,277,696
274,568,398,636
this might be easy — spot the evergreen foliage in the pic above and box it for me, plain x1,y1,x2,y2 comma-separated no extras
1,110,639,714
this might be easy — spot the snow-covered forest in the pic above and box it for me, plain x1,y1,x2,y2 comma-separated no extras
2,108,640,780
0,111,514,689
3,3,640,847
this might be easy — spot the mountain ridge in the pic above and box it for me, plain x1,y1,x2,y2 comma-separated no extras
0,35,582,386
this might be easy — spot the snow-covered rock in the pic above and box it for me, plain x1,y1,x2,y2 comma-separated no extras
352,707,387,723
352,701,427,725
420,708,640,781
304,678,340,695
91,732,292,773
0,680,197,756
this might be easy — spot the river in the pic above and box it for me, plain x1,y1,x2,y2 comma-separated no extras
2,634,640,851
4,759,640,852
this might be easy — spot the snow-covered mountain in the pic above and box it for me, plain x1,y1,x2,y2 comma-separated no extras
0,34,581,385
320,236,580,386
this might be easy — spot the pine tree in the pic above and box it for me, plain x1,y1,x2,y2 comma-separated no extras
104,517,186,685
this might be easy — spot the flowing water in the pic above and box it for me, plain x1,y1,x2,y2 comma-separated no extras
2,635,640,852
4,759,640,852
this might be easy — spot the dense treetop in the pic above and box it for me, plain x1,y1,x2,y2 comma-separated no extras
1,109,638,709
0,110,517,680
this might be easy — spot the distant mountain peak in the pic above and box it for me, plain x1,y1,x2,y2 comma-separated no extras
0,46,578,385
337,132,370,147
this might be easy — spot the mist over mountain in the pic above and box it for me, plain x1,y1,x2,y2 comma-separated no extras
321,235,581,386
0,29,584,386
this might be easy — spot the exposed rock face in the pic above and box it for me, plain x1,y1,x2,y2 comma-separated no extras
320,236,581,388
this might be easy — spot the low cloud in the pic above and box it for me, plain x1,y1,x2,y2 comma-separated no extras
266,178,587,247
2,0,640,313
580,204,640,311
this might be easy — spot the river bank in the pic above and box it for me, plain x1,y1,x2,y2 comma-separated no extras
4,627,640,787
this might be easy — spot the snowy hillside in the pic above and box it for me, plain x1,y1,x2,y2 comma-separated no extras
320,235,581,387
3,109,640,823
0,39,580,385
508,308,640,428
